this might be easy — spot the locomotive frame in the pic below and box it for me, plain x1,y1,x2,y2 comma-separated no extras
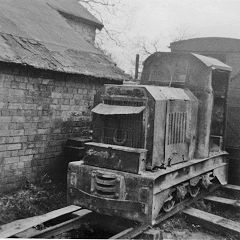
67,52,232,224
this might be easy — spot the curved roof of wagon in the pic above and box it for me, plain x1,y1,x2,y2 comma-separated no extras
170,37,240,53
0,0,128,81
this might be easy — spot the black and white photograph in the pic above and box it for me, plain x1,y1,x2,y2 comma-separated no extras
0,0,240,239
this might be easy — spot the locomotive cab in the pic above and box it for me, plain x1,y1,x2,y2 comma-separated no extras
67,52,231,224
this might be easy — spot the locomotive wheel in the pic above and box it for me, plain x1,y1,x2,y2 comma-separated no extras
162,199,175,212
189,185,200,197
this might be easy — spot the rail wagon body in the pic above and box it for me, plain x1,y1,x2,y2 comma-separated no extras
67,52,231,224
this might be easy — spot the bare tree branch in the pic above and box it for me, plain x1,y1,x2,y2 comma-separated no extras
141,42,152,55
136,38,162,56
78,0,123,47
79,0,120,16
171,26,196,42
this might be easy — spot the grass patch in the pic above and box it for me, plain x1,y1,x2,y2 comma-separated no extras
0,178,67,225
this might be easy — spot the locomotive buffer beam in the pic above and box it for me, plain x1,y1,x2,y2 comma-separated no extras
2,184,238,239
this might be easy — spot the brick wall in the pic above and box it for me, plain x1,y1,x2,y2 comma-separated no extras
0,63,115,192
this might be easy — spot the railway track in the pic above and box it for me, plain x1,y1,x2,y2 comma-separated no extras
183,184,240,239
0,184,239,239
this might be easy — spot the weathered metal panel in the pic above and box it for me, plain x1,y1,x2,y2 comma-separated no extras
69,187,146,218
141,53,231,85
226,107,240,148
225,74,240,175
84,142,147,174
192,53,232,71
105,85,147,99
185,89,199,159
68,163,154,223
92,84,199,170
91,103,145,115
141,53,215,159
145,94,155,169
67,153,227,224
164,99,189,166
151,99,166,168
144,85,191,101
153,155,227,194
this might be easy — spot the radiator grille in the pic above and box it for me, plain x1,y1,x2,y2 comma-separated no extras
93,114,144,148
167,112,187,145
104,99,144,107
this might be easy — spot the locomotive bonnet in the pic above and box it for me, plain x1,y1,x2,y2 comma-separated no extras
90,85,198,171
67,52,232,224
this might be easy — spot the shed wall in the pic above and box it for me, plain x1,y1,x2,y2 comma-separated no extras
0,63,111,192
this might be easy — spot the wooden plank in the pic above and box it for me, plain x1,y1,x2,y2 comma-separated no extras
0,205,81,238
111,224,150,240
110,227,134,239
221,184,240,194
15,209,91,238
204,196,240,209
138,228,163,240
183,207,240,237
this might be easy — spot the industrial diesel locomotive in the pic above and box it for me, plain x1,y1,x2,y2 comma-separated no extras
67,52,232,224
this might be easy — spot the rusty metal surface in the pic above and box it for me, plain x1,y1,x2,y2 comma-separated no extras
85,142,147,153
143,86,191,101
92,84,198,170
68,152,227,224
0,0,128,81
153,159,227,194
68,163,154,223
141,53,231,84
92,103,145,115
141,52,231,159
164,100,190,166
69,187,146,214
140,152,227,179
84,142,147,173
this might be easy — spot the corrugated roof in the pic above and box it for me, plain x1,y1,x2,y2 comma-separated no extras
0,0,128,81
192,53,232,71
92,103,145,115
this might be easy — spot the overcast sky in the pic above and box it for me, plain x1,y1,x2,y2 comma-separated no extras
87,0,240,74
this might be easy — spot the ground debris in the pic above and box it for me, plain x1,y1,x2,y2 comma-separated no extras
0,181,66,225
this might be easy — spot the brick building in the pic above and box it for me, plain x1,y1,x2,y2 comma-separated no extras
0,0,128,192
170,37,240,184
